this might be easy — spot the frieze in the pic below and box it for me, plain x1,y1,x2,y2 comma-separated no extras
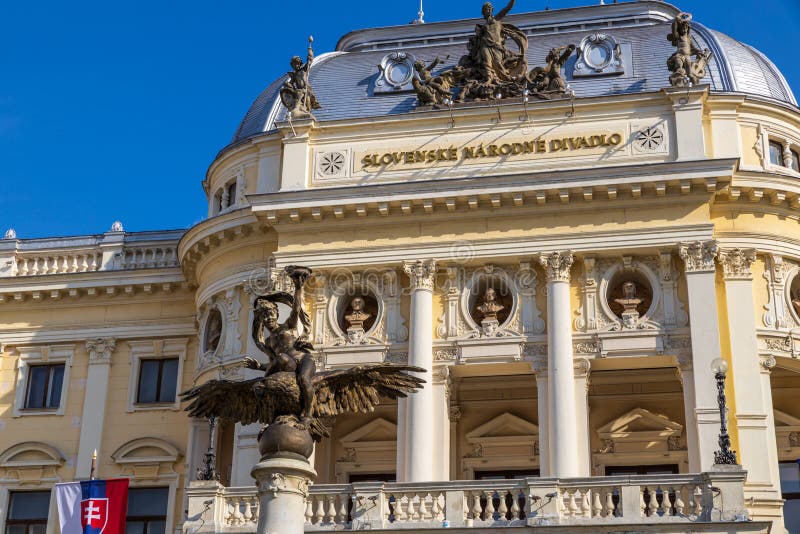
434,347,460,361
574,341,600,354
358,132,624,171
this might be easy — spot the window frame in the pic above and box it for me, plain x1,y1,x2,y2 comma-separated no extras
135,357,179,404
23,363,65,410
126,486,170,534
3,490,52,534
126,339,187,413
12,345,74,418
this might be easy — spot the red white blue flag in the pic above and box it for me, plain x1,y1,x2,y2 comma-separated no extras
56,479,129,534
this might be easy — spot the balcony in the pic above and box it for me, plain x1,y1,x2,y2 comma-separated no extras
184,468,769,533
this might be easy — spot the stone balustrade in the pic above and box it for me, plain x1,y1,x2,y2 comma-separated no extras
183,469,757,533
0,230,183,277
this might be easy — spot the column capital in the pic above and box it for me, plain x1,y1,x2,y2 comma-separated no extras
678,241,719,273
403,259,437,291
717,248,757,280
539,251,574,283
573,357,591,379
86,338,116,364
759,355,777,373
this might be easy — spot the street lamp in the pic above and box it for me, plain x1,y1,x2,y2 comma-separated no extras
711,358,738,465
197,417,220,481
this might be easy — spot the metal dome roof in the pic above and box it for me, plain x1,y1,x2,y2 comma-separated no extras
228,1,796,146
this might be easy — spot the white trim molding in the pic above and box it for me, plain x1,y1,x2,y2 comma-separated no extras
126,339,189,412
12,344,75,418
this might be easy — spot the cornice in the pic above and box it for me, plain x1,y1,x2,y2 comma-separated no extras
0,268,188,305
0,319,197,346
249,158,735,225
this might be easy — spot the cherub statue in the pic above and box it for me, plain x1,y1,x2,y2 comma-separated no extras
181,266,425,456
412,57,454,106
280,36,321,118
528,44,576,97
667,13,713,87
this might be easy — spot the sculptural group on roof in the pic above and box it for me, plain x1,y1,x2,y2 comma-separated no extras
412,0,577,107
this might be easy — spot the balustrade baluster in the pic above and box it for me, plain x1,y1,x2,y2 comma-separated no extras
410,493,421,521
580,489,591,517
69,256,78,273
434,492,445,521
673,486,685,516
20,258,29,275
313,496,325,524
605,489,615,517
484,490,496,520
592,490,602,517
647,487,658,517
498,490,509,520
639,487,647,517
305,498,313,524
395,494,407,522
61,256,69,273
510,490,521,520
337,495,348,524
325,495,336,523
470,491,482,520
90,254,98,271
243,499,253,522
567,489,578,517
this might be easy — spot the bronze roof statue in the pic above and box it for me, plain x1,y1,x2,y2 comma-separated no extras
181,266,425,460
667,13,713,87
280,37,322,118
411,0,576,106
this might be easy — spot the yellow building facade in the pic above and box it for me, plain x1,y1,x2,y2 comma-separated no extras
2,1,800,533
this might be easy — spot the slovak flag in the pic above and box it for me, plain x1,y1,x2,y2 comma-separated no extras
55,479,129,534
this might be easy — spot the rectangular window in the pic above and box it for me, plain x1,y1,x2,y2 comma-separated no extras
136,358,178,404
769,140,785,166
5,491,50,534
126,487,168,534
791,149,800,172
24,364,65,409
780,462,800,532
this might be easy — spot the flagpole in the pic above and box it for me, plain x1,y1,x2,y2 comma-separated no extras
90,449,97,480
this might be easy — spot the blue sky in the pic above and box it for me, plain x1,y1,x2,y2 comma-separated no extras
1,0,798,239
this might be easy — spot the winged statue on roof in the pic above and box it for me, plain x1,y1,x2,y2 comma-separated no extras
181,265,425,459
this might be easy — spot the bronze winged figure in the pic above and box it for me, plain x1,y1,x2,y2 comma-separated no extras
181,265,425,458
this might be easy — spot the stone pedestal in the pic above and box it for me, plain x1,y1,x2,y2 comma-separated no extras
251,457,316,534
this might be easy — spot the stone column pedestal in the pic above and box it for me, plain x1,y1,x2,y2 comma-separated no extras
251,457,317,534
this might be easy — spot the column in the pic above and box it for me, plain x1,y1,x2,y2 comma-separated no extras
76,338,116,479
677,355,701,472
718,249,783,513
531,357,550,477
678,241,723,472
395,398,408,482
574,358,592,477
539,251,579,478
401,259,437,482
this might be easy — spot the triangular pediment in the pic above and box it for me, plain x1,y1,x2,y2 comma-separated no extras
466,413,538,441
340,418,397,447
774,410,800,431
598,408,682,440
774,410,800,427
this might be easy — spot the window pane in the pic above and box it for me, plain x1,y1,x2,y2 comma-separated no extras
127,487,169,517
25,367,48,409
784,497,800,533
9,491,50,520
47,364,65,408
791,150,800,172
5,525,27,534
770,141,784,166
157,359,178,403
137,360,159,403
28,526,47,534
125,521,145,534
780,462,800,493
145,520,166,534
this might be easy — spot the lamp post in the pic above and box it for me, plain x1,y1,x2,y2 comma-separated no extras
197,417,219,481
711,358,738,465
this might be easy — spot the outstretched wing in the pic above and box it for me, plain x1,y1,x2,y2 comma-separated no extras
313,365,426,418
181,378,276,426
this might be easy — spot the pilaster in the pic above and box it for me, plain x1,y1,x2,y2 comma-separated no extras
76,338,116,479
663,85,709,161
573,358,591,477
432,366,451,481
277,118,315,192
717,249,783,518
678,240,722,472
531,357,550,477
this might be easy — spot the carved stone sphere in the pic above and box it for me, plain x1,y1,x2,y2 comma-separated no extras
258,420,314,461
